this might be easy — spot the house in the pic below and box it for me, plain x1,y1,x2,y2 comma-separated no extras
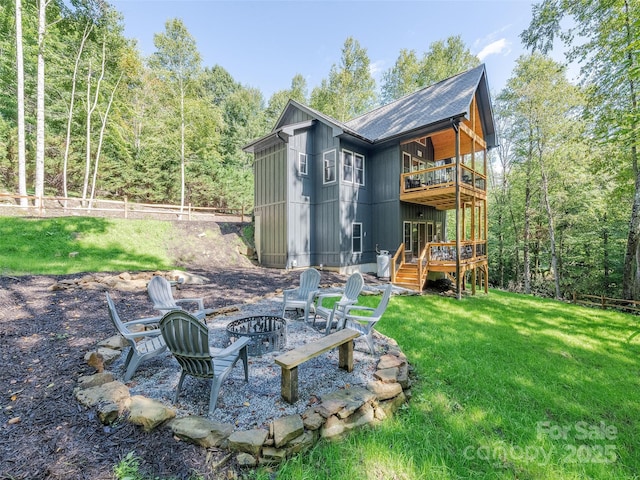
243,64,496,293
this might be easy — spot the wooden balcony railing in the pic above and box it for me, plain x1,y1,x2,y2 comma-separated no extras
400,164,486,195
426,241,487,266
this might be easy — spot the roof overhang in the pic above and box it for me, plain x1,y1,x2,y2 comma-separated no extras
243,119,316,154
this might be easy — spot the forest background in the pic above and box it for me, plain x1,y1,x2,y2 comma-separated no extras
0,0,638,301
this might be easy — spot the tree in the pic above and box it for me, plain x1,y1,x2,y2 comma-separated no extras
380,49,422,104
310,37,376,121
150,18,201,213
34,0,50,206
15,0,27,206
521,0,640,299
498,54,583,297
264,74,308,128
421,36,480,87
380,36,479,103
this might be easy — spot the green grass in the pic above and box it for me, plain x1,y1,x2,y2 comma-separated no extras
0,217,175,274
261,291,640,479
4,216,639,479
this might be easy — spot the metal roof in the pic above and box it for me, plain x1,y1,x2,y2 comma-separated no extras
345,64,495,146
243,64,496,152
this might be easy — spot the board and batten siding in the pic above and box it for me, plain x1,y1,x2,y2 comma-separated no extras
286,130,313,268
253,142,287,268
369,144,402,254
311,122,341,268
338,140,372,267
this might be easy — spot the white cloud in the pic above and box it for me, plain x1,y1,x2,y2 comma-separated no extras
477,39,510,61
370,60,386,80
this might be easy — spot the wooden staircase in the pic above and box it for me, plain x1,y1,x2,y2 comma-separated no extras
392,262,426,291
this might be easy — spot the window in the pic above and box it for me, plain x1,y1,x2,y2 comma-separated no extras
352,223,362,253
403,152,411,173
342,149,365,185
354,153,365,185
323,150,336,183
342,150,353,183
298,152,308,175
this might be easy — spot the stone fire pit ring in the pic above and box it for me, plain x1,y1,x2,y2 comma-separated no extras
226,315,287,357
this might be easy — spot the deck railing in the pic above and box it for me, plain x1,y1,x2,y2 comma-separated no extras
426,241,487,265
400,164,486,195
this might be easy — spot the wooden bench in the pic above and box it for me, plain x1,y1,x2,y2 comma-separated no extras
274,328,360,403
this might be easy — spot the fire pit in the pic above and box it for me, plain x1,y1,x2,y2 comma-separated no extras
226,315,287,356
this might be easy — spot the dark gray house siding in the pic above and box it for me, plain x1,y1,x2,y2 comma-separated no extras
253,142,287,268
311,122,341,268
245,64,496,274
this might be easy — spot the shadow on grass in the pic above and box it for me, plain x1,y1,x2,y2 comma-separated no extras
274,290,640,479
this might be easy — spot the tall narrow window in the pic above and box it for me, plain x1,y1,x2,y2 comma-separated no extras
354,153,365,185
403,152,411,173
298,152,308,175
352,223,362,253
323,149,336,183
342,150,353,183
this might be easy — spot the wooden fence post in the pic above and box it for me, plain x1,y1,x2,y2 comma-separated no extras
124,196,128,219
572,291,576,304
188,203,192,221
601,295,605,309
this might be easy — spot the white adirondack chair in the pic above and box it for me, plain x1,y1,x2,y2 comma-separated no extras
282,268,321,322
342,283,393,354
314,271,365,334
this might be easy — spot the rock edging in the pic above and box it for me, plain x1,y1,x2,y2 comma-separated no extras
76,315,412,468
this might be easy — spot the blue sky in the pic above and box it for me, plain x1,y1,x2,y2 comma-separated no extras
110,0,544,101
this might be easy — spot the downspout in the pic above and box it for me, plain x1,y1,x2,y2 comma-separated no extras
452,118,461,300
275,130,290,269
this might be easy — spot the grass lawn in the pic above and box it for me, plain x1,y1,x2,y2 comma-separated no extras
261,290,640,480
2,217,638,479
0,216,175,274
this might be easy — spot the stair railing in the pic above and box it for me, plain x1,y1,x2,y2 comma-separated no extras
390,243,405,283
417,242,430,289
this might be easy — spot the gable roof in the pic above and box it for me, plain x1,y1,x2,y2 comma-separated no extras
345,64,495,146
243,64,496,153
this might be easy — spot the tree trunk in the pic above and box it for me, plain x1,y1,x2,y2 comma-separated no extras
623,170,640,300
523,159,532,294
89,74,122,208
540,162,561,299
82,40,106,206
622,0,640,300
35,0,47,207
63,23,92,203
15,0,27,207
180,81,186,215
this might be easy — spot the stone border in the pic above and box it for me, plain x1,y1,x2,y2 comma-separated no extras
75,296,412,468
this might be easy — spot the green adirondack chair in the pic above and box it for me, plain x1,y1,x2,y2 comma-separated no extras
159,310,250,416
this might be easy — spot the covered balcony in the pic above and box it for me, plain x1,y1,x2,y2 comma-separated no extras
392,99,489,295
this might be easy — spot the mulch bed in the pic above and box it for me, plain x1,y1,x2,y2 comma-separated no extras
0,266,364,480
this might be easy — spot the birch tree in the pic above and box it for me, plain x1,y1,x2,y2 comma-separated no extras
15,0,27,206
150,18,201,213
34,0,50,207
